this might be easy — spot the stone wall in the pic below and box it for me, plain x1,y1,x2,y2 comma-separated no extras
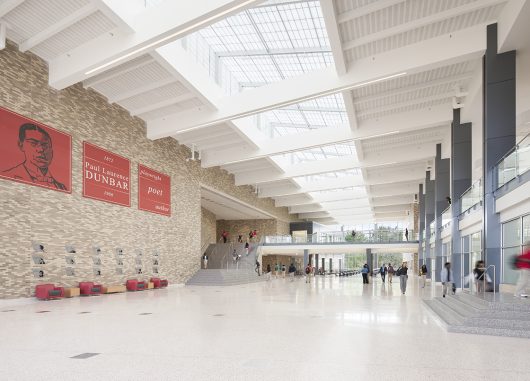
216,219,282,243
0,42,295,298
201,208,217,249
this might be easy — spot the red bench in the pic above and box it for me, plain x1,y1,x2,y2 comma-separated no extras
126,279,146,291
150,278,168,288
79,282,102,296
35,284,64,300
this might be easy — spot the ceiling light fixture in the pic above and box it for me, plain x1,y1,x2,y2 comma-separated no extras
85,0,258,76
173,72,408,134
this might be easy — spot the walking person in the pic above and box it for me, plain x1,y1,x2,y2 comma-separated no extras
244,241,250,256
380,264,387,283
473,260,486,293
405,228,409,241
275,263,280,278
514,243,530,297
202,253,208,269
441,262,455,297
281,264,286,278
420,264,428,288
387,263,394,283
288,263,296,281
255,260,261,276
221,230,229,243
361,264,369,284
398,262,409,294
305,263,312,283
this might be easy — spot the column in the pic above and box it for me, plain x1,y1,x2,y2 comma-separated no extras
451,108,472,288
424,171,435,273
366,248,373,275
483,23,516,289
303,249,309,268
418,184,425,268
435,144,450,283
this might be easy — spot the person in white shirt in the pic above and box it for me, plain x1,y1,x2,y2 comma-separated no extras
440,262,455,297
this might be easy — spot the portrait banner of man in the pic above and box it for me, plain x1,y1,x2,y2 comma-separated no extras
0,106,71,192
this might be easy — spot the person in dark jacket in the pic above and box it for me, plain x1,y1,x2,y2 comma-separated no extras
398,262,409,294
361,264,369,284
288,263,296,281
380,264,387,283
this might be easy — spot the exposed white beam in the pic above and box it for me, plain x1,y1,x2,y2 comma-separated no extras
91,0,135,33
132,93,196,116
370,182,419,198
195,139,242,151
336,0,405,24
152,43,260,150
235,144,434,185
498,0,530,52
110,77,177,103
202,104,450,167
259,176,363,198
357,91,457,119
48,0,262,89
0,22,6,50
216,46,331,57
19,4,97,52
371,195,414,207
289,200,369,214
84,55,155,88
342,0,506,51
373,204,412,213
0,0,24,18
320,0,347,75
353,72,475,106
147,23,487,139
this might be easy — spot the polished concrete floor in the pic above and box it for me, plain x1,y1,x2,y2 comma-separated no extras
0,275,529,381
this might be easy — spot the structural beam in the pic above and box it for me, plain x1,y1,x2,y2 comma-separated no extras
0,0,24,18
110,77,177,103
131,93,195,116
342,0,505,51
202,105,450,167
147,23,486,139
19,4,97,52
336,0,405,24
236,152,430,186
48,0,261,89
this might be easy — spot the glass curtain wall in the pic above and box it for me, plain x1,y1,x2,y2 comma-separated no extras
501,215,530,284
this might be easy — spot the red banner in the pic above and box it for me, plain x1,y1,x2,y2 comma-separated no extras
83,142,130,207
138,164,171,216
0,106,71,193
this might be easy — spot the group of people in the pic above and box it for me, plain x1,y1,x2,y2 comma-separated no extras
376,263,409,294
220,229,258,244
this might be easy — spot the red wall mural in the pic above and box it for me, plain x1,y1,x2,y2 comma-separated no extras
0,106,71,193
138,164,171,216
83,142,130,207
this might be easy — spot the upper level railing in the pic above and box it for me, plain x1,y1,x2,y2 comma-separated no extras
495,133,530,188
460,178,482,214
263,229,416,245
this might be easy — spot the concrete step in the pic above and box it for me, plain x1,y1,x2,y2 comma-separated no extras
423,299,465,326
448,325,530,339
464,317,530,330
436,296,481,318
453,293,491,309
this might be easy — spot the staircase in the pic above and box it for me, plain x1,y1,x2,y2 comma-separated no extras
186,242,265,286
423,292,530,338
